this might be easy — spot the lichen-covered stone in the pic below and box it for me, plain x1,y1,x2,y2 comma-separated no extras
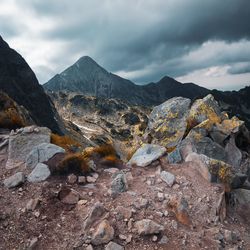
167,148,182,164
185,152,234,186
187,94,222,128
210,117,245,145
146,97,191,149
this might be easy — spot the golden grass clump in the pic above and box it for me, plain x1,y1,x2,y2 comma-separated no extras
51,133,81,152
55,153,90,175
83,144,117,159
0,92,25,129
102,155,121,166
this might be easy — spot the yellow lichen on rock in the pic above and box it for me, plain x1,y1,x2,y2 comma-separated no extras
188,100,221,128
208,158,234,185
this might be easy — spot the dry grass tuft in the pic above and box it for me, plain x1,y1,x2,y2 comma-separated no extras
55,153,90,175
0,92,25,129
83,144,117,160
51,133,81,152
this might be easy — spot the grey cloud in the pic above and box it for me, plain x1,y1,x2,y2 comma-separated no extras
228,62,250,75
1,0,250,88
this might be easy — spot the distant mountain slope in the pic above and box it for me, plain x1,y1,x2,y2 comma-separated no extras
44,56,250,128
211,86,250,128
0,36,65,134
44,56,209,106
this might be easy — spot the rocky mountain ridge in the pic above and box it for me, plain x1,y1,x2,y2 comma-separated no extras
43,56,210,106
0,36,65,134
44,56,250,128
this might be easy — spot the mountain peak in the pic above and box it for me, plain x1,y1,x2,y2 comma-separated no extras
75,56,100,67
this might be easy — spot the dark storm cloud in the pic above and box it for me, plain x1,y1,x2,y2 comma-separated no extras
228,62,250,75
1,0,250,88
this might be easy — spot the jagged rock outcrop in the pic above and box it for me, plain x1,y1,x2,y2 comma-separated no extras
145,97,191,149
135,94,250,189
0,35,65,134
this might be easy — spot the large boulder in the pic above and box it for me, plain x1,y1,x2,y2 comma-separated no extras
178,136,228,163
192,137,227,162
232,189,250,224
145,97,191,149
127,144,166,167
185,152,234,185
187,94,222,127
210,117,245,143
6,126,51,169
225,135,242,168
26,143,65,169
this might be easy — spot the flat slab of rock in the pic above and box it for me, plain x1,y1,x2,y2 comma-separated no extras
135,219,164,235
3,172,25,188
160,171,175,187
128,144,166,167
27,163,51,183
6,126,51,169
105,241,124,250
146,97,191,149
91,219,114,245
26,143,65,169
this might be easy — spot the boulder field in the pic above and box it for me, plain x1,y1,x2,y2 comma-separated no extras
0,94,250,249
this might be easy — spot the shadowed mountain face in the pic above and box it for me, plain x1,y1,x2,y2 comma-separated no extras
0,36,65,134
44,56,209,106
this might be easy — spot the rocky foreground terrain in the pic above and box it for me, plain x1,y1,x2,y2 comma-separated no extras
1,94,250,250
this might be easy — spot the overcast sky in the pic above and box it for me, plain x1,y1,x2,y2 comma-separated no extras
0,0,250,90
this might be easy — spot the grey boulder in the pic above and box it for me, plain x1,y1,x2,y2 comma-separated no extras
26,143,65,169
145,97,191,149
128,144,166,167
27,163,51,182
3,172,25,188
160,171,176,187
6,126,51,169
